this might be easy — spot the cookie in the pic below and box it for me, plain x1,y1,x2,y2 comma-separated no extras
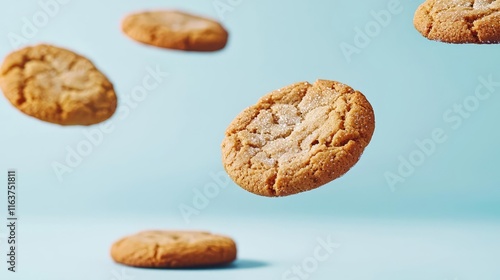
414,0,500,43
222,80,375,197
110,231,237,268
0,44,117,125
121,10,228,51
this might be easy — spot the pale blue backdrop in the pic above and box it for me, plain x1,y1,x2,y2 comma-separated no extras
0,1,499,279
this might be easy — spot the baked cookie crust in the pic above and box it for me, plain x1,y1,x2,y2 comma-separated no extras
414,0,500,43
222,80,375,197
0,44,117,125
111,231,237,268
122,10,228,51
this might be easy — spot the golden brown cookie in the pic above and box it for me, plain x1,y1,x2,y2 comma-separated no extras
0,44,117,125
121,10,228,51
414,0,500,43
222,80,375,197
110,231,237,268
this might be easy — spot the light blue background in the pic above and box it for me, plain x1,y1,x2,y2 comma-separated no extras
0,0,499,279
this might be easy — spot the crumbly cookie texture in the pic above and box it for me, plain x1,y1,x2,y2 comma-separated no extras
414,0,500,43
222,80,375,197
110,231,237,268
0,44,116,125
122,10,228,51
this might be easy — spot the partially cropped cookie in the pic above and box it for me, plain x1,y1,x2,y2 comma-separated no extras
222,80,375,197
111,231,237,268
0,44,117,125
122,10,228,51
414,0,500,43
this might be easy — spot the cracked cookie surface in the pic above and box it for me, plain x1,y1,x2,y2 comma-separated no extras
222,80,375,197
122,10,228,51
111,231,237,268
414,0,500,43
0,44,117,125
